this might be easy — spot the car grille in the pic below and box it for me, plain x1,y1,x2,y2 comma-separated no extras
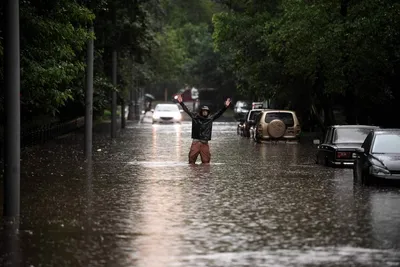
390,170,400,175
161,117,172,120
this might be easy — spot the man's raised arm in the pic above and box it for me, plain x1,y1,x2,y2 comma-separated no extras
176,95,194,119
211,98,231,121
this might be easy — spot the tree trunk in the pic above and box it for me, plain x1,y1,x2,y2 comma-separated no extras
128,89,134,120
121,98,126,128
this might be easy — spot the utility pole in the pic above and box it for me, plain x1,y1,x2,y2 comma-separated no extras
84,26,94,158
110,4,117,138
3,0,21,218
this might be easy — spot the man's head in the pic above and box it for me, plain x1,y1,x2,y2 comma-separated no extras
199,106,210,117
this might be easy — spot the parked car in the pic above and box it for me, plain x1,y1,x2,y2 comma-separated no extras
353,129,400,185
236,112,248,135
240,109,268,137
152,103,183,124
253,110,301,142
234,100,252,121
249,112,262,140
315,125,379,167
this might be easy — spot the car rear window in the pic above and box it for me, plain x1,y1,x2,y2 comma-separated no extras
265,112,294,127
372,133,400,154
333,128,373,143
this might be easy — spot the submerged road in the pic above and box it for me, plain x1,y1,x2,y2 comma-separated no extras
1,121,399,266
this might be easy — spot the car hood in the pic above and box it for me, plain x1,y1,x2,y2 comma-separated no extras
333,143,363,150
373,154,400,171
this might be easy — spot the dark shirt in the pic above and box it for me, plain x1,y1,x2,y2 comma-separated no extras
179,102,228,141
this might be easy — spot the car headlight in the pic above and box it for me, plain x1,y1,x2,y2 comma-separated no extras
370,165,390,175
152,114,160,119
174,114,181,120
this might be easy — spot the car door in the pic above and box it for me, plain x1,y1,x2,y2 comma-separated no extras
318,127,333,164
358,132,373,178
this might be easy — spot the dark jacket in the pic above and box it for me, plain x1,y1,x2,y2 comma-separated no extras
180,102,228,141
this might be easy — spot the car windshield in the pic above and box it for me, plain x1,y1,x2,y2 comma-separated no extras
249,111,261,120
333,128,373,143
372,133,400,154
265,112,294,127
237,101,251,108
155,105,179,112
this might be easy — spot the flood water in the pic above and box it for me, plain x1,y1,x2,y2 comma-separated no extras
1,121,400,266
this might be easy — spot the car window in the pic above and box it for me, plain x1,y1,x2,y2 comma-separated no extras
155,105,179,112
333,128,373,144
255,113,262,123
372,133,400,154
236,101,251,108
265,112,294,127
361,131,374,151
249,111,262,121
323,128,332,143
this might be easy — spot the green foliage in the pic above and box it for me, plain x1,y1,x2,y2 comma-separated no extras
212,0,400,126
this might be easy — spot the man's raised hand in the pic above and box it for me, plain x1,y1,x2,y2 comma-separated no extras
225,98,231,107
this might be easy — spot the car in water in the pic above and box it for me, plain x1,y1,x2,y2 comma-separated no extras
239,108,269,137
253,110,301,142
152,103,182,124
353,129,400,185
315,125,379,167
234,100,252,121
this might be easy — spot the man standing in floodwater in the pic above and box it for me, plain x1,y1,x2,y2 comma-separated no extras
176,95,231,164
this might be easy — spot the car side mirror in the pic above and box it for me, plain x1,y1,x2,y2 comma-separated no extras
355,147,365,153
151,109,154,113
313,139,320,145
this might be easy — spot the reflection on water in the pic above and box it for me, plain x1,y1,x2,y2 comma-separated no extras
369,188,400,248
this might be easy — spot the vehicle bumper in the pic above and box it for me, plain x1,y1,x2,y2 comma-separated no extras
370,173,400,180
153,118,181,123
329,159,355,167
258,136,300,142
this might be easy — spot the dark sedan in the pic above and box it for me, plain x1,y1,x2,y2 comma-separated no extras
315,125,379,167
353,129,400,185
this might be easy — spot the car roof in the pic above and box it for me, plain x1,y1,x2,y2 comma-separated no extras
250,108,269,111
330,125,379,128
373,128,400,134
261,109,296,113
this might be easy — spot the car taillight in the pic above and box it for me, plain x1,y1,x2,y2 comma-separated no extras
336,151,352,159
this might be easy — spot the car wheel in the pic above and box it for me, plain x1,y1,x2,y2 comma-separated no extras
237,126,240,135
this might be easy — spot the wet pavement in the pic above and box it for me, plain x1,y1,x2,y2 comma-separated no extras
1,120,400,266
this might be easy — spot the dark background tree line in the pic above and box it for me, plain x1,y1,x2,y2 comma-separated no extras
0,0,399,132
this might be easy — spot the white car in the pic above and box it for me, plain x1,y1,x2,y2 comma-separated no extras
152,103,183,124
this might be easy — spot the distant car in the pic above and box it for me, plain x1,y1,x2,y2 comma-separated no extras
152,103,182,124
240,109,268,137
252,102,264,109
234,100,252,121
353,129,400,185
315,125,379,167
253,110,301,142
